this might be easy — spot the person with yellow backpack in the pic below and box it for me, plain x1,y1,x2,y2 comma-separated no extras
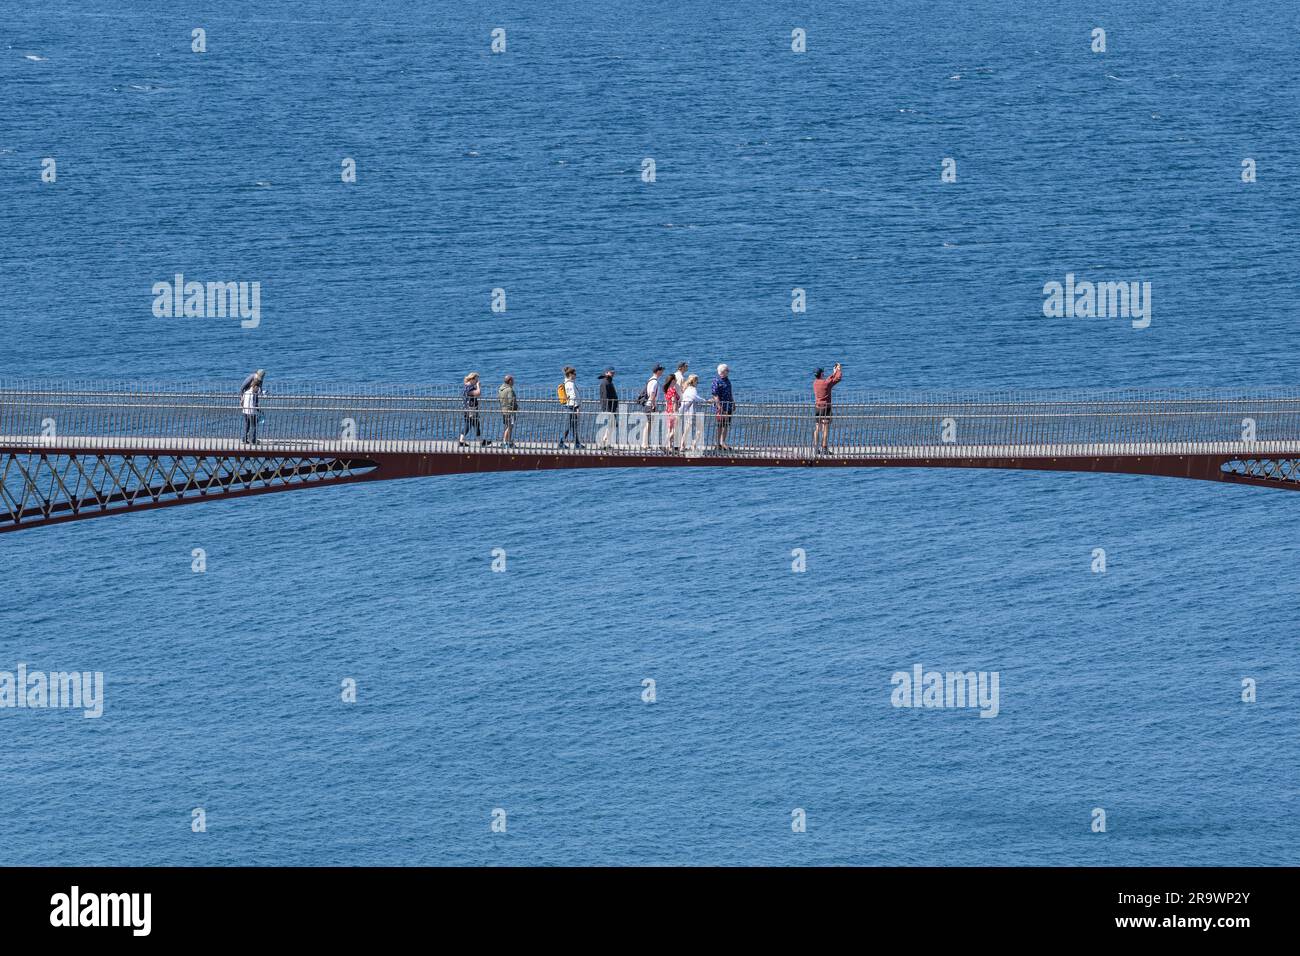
558,366,582,448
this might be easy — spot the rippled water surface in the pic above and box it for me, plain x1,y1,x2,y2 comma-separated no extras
1,0,1298,865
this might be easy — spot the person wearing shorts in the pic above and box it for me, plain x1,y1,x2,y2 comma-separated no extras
812,363,842,455
498,374,518,447
711,363,734,450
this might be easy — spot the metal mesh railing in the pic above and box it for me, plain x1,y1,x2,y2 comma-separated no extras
4,380,1300,458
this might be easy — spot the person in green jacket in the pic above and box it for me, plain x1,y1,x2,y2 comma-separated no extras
498,374,519,448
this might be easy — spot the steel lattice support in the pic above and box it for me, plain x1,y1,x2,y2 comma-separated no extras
0,452,378,532
4,446,1300,535
1219,459,1300,484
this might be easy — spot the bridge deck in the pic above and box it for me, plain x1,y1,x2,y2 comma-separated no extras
3,434,1300,461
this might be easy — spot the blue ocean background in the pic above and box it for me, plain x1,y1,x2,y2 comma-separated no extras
1,0,1298,865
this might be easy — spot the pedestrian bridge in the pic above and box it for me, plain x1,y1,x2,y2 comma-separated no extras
3,380,1299,532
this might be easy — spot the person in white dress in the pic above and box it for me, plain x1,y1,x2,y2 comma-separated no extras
679,374,701,451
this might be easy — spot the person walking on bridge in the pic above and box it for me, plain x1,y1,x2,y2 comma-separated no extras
812,362,842,455
711,363,734,450
597,369,619,448
498,374,518,448
458,372,487,447
239,369,265,445
560,366,583,449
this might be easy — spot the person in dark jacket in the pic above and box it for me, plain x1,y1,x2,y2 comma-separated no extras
458,371,486,447
711,363,734,450
239,369,265,444
597,369,619,447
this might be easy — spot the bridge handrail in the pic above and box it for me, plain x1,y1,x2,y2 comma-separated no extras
5,381,1300,453
5,379,1300,408
6,394,1300,415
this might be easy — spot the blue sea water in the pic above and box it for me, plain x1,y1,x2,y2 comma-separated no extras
1,0,1299,865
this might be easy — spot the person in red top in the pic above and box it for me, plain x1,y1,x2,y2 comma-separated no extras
812,362,842,455
662,374,680,450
